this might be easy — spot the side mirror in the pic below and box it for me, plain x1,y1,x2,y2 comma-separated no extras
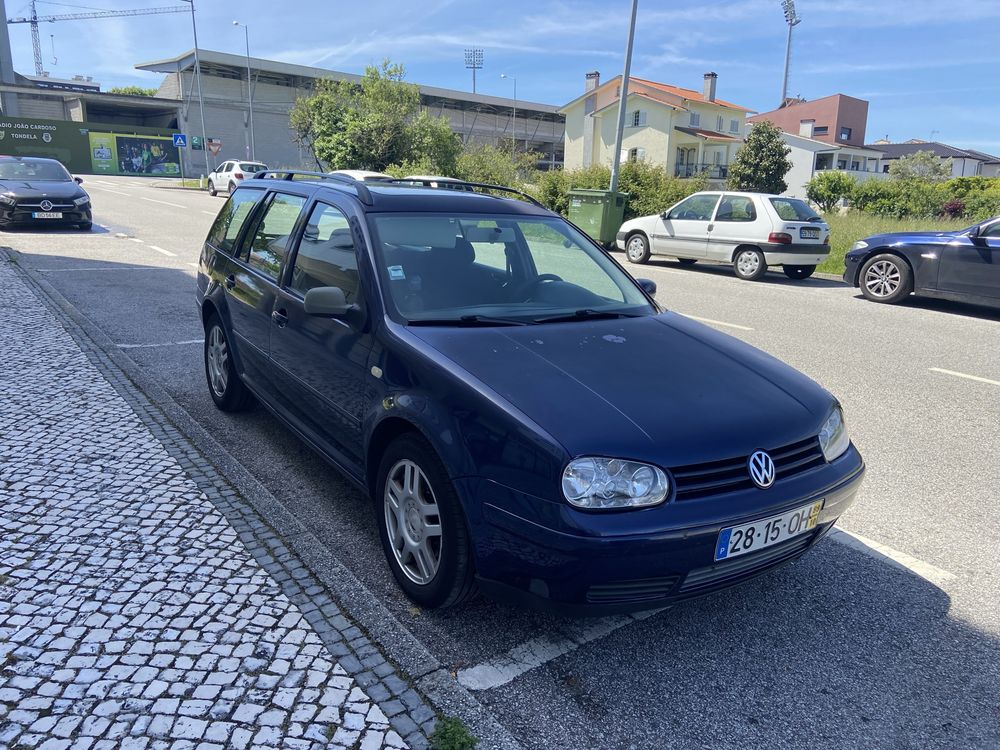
967,224,981,238
304,286,352,317
74,176,83,184
636,278,657,296
660,211,669,220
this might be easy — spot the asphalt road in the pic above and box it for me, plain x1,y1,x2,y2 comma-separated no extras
7,175,1000,749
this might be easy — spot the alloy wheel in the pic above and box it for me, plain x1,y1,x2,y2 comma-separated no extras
864,260,901,298
206,325,229,397
384,459,443,585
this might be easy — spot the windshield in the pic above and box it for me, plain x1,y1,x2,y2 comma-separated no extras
0,159,72,182
770,197,822,222
369,213,655,324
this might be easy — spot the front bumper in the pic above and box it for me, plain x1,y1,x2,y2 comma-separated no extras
0,204,92,226
843,253,863,286
462,446,865,615
615,230,627,250
761,242,830,266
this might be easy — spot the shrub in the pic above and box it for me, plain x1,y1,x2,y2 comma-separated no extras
941,199,965,218
805,171,858,213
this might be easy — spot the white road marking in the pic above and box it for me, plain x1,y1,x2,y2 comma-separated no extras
682,314,754,331
929,367,1000,388
117,339,203,350
187,262,200,268
89,186,130,196
456,608,663,691
202,210,217,216
140,196,186,209
36,266,167,272
128,238,145,244
148,245,177,257
829,529,956,588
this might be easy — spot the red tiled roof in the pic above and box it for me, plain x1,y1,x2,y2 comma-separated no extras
674,126,742,142
631,77,753,113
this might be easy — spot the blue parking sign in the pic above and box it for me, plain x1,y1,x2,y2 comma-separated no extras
172,133,188,147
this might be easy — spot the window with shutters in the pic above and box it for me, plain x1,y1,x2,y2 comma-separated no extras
716,115,724,132
689,112,700,127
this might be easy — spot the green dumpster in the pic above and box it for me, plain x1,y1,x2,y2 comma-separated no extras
567,189,628,247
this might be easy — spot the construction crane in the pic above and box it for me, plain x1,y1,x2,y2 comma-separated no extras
8,1,187,76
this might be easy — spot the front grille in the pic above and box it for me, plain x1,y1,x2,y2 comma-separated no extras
16,201,75,210
679,533,814,594
586,576,680,605
671,437,825,501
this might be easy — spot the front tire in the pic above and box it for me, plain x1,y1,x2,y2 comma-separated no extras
783,264,815,280
733,247,767,280
376,434,476,609
625,233,650,264
207,179,217,197
860,253,913,304
203,315,254,411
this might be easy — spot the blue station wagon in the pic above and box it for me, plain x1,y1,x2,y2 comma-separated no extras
196,172,865,614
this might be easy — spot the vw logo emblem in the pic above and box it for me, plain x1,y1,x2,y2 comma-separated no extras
39,200,53,211
748,450,776,489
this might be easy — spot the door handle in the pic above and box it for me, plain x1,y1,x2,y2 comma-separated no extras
224,274,236,290
707,223,714,231
271,308,288,328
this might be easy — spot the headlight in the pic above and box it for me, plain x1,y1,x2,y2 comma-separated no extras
561,457,669,510
0,193,15,206
850,240,868,251
73,195,90,207
818,407,850,462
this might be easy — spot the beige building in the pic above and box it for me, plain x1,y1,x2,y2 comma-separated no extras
560,72,753,180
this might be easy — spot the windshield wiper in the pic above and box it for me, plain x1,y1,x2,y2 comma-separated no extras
407,314,530,327
806,216,824,223
532,309,643,324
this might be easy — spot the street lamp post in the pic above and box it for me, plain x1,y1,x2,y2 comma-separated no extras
609,0,638,194
233,20,255,161
501,73,516,153
780,0,802,105
180,0,210,179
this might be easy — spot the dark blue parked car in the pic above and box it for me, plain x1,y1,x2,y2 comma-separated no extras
844,215,1000,307
196,172,865,614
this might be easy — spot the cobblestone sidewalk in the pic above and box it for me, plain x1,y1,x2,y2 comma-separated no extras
0,259,421,749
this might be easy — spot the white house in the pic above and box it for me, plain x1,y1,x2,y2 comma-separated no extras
868,140,1000,177
781,131,886,198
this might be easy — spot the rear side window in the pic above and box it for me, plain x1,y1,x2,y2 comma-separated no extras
206,188,264,255
715,196,757,222
289,202,360,301
246,192,307,281
770,198,820,222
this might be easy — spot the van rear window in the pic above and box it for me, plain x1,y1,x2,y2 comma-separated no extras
206,188,264,255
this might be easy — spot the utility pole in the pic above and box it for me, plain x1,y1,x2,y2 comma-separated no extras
464,48,483,94
780,0,801,105
180,0,210,178
609,0,638,194
233,21,255,161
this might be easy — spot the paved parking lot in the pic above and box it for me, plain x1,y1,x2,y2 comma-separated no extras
5,175,1000,749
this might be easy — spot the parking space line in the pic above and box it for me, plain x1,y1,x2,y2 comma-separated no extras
682,314,754,331
202,210,217,216
456,608,663,691
117,339,203,350
128,237,144,244
829,529,956,588
140,196,186,209
929,367,1000,388
148,245,177,257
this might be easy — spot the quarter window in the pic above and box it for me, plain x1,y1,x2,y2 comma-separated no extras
289,203,360,301
715,196,757,222
245,192,306,280
205,188,264,255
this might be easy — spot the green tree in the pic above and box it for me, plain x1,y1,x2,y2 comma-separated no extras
289,60,460,172
805,170,857,212
888,150,952,182
727,120,792,194
454,142,538,186
110,86,158,97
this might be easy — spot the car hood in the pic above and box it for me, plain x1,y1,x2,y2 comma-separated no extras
0,180,85,200
865,230,963,245
407,313,834,465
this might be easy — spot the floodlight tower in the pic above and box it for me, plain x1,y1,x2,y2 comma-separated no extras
464,48,483,93
780,0,801,104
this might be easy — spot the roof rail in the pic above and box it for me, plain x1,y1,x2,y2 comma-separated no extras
250,169,372,205
384,178,546,208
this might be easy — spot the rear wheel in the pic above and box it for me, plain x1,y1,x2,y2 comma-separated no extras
376,434,476,609
207,179,217,197
228,181,237,195
676,258,698,266
625,233,650,264
783,265,815,280
860,254,913,304
733,247,767,280
203,315,254,411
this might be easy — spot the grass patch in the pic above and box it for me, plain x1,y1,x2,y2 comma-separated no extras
818,213,967,275
178,178,206,189
429,716,478,750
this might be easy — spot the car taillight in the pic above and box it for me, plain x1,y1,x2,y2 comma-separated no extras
233,172,244,179
768,232,792,244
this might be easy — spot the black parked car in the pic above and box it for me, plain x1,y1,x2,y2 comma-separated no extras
844,216,1000,307
196,172,864,614
0,156,92,230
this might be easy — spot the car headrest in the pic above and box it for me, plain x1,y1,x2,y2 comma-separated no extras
428,237,475,265
328,227,354,249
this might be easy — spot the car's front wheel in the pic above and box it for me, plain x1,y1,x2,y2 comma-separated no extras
734,247,767,280
376,434,476,609
203,315,254,411
860,254,913,304
783,265,815,280
207,179,217,197
228,181,237,195
78,222,93,232
625,233,650,264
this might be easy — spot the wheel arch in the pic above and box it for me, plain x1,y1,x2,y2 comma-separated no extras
731,243,763,263
365,416,431,500
854,247,914,287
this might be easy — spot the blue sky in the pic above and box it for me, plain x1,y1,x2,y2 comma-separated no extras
8,0,1000,153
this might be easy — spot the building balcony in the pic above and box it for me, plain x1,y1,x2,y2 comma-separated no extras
675,163,728,179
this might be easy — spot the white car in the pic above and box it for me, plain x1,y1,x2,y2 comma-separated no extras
327,170,394,183
207,160,268,197
616,191,830,280
401,174,474,191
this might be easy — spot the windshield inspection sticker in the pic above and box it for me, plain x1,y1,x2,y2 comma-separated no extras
388,265,405,280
